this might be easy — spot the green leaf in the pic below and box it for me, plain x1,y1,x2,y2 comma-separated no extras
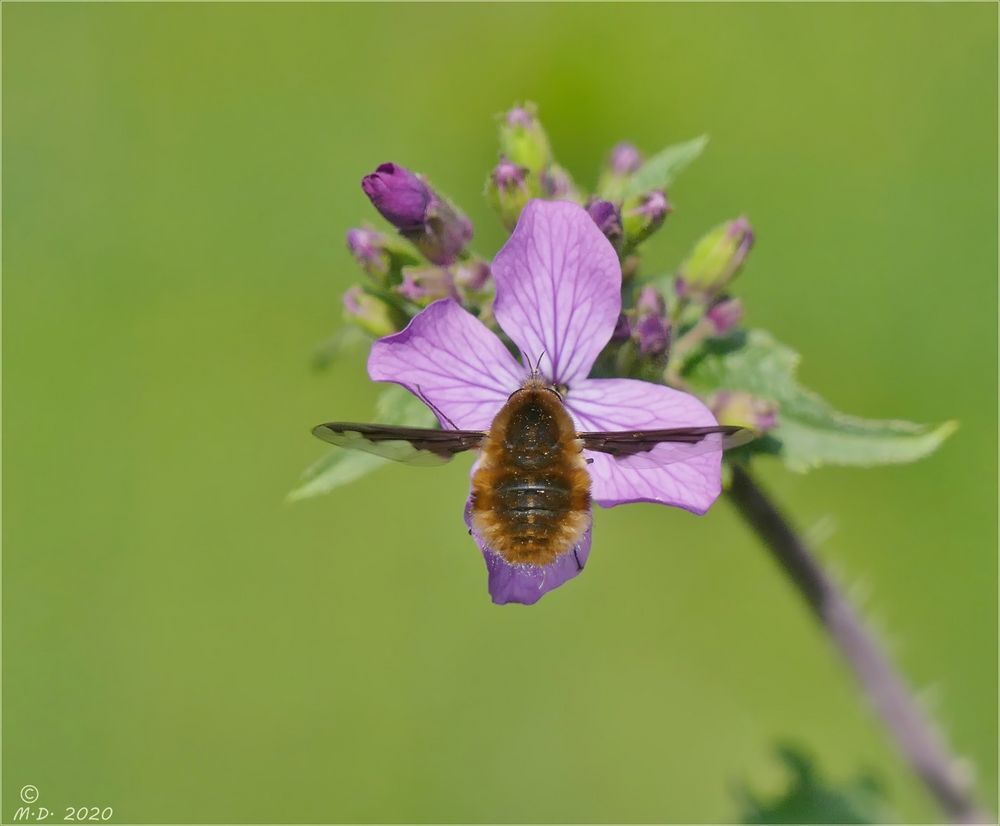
683,329,957,472
622,134,709,198
288,384,436,501
735,744,892,824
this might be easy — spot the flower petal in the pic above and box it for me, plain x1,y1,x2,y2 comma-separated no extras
565,378,723,513
367,298,525,430
464,499,592,605
491,200,622,386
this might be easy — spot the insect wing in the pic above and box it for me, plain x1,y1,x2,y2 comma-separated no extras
579,426,753,470
312,423,485,466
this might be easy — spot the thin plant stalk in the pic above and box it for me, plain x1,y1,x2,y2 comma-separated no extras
726,464,990,824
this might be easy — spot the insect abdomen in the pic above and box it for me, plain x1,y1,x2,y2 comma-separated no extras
494,474,572,549
470,383,591,567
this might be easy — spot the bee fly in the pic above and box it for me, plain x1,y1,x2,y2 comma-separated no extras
313,374,751,569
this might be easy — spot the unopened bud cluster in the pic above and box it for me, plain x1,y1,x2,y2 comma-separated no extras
341,162,492,336
335,103,771,436
362,163,473,265
486,104,581,229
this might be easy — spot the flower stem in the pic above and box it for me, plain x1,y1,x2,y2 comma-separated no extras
726,464,990,824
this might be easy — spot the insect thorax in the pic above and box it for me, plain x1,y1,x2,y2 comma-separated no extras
502,395,563,468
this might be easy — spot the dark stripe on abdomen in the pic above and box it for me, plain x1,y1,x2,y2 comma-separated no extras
493,475,572,540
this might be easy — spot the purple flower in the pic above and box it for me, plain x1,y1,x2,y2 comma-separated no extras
397,266,457,305
636,285,666,317
635,314,670,356
610,142,642,175
611,313,633,342
367,201,722,605
362,162,473,265
346,227,391,280
634,190,671,223
539,165,576,199
505,106,535,128
598,143,644,202
706,297,744,335
487,157,531,230
620,190,672,251
633,286,670,356
453,260,491,293
585,198,623,247
491,157,528,190
361,163,431,232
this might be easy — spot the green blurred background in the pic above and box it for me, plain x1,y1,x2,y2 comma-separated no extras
4,4,996,823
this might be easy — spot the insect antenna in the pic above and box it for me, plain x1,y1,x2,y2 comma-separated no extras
527,349,546,376
415,385,460,430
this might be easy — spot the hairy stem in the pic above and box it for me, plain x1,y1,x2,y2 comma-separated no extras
726,464,990,824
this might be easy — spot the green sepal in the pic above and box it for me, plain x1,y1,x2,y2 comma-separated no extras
498,103,553,175
342,286,408,338
486,172,534,231
379,235,422,286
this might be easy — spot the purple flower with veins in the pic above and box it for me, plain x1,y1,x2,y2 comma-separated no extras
367,200,722,604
